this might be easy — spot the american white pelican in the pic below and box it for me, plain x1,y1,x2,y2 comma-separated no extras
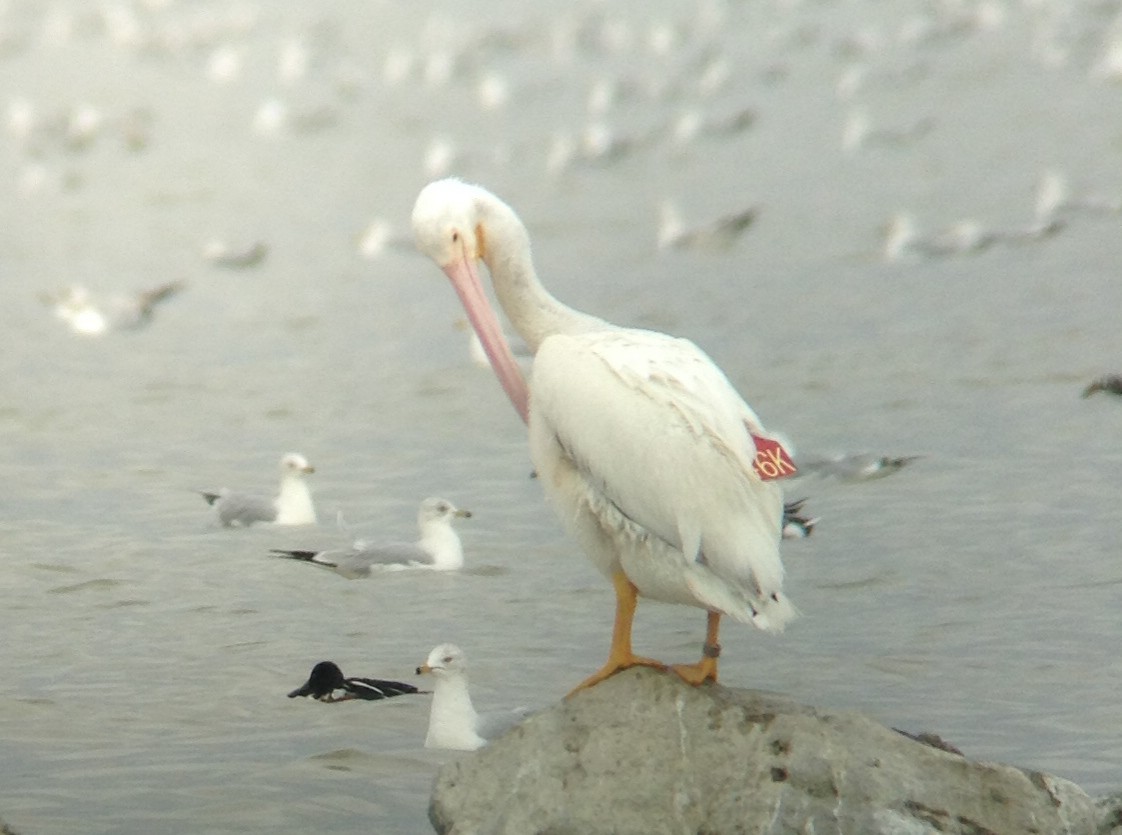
287,660,425,703
270,497,471,576
200,452,317,527
416,644,525,750
412,179,799,691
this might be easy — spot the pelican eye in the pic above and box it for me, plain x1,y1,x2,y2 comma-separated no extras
451,231,460,243
442,656,454,664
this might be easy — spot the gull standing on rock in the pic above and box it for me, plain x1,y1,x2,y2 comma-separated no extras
200,452,317,527
412,179,799,693
270,497,471,577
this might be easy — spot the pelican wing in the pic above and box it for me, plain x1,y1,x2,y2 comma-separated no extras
531,328,786,599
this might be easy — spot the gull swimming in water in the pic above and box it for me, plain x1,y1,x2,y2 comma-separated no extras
1082,374,1122,398
202,239,268,269
883,212,1062,262
42,281,183,335
200,452,317,527
270,497,471,577
287,661,426,702
415,643,526,751
794,453,922,482
657,200,757,251
781,498,818,539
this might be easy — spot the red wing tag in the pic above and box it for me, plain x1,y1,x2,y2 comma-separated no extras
750,433,798,481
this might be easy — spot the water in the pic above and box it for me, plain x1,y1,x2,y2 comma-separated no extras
2,1,1121,832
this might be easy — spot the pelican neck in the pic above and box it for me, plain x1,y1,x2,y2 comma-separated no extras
479,194,605,352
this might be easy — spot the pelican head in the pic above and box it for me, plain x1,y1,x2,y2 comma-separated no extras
412,179,530,422
412,178,488,269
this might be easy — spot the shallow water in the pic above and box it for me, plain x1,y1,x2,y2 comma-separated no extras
2,1,1122,832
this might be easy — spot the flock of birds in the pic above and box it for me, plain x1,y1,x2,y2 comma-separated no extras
20,1,1119,760
197,453,473,574
883,170,1122,263
196,452,493,749
286,647,524,752
24,1,1122,344
193,173,1120,747
179,178,964,752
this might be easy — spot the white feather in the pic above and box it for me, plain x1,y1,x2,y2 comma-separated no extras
530,329,789,627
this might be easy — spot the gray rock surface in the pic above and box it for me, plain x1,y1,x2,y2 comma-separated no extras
430,667,1102,835
1098,793,1122,834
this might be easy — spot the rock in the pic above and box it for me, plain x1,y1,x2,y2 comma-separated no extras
429,667,1099,835
1097,792,1122,833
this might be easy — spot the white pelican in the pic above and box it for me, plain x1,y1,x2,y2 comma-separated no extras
412,179,799,691
199,452,317,527
270,497,471,576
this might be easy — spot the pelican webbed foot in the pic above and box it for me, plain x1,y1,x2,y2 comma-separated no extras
670,612,722,685
566,571,669,697
566,652,666,698
669,653,719,685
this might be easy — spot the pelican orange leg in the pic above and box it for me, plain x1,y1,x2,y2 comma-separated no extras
567,571,665,697
670,610,721,685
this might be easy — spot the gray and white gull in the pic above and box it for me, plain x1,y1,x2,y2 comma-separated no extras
415,643,527,751
200,452,317,527
271,497,471,578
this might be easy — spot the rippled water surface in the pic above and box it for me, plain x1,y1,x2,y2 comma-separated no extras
2,1,1121,832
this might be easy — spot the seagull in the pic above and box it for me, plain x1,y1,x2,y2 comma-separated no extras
795,453,922,482
883,212,1062,262
415,643,525,750
1082,374,1122,398
200,452,317,527
287,661,425,702
270,497,471,577
1035,170,1122,224
412,179,799,693
202,239,268,269
657,200,757,251
781,498,818,539
41,282,183,335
